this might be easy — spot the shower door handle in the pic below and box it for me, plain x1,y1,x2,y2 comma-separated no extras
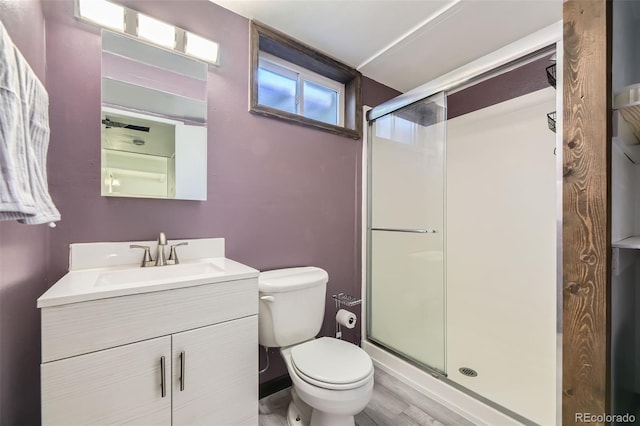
371,227,437,233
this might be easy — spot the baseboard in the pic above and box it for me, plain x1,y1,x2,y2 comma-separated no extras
259,374,292,399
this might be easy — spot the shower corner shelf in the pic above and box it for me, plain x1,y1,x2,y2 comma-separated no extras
612,236,640,249
545,61,557,135
546,64,557,88
332,293,362,307
614,84,640,147
613,109,640,164
547,111,556,133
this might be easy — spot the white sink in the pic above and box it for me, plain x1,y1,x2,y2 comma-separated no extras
37,238,260,308
95,262,224,287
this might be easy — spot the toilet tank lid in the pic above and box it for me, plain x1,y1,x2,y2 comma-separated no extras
259,267,328,293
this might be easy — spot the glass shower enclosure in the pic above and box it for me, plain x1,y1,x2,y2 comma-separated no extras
367,92,447,374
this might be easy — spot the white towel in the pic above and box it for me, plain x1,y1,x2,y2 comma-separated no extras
0,20,60,225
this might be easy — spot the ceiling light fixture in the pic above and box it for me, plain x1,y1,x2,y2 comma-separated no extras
75,0,220,66
77,0,125,32
138,13,175,49
185,31,220,65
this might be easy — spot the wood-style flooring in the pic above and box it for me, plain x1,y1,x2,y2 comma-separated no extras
258,368,475,426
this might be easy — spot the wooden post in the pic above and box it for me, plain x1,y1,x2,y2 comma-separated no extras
562,1,612,425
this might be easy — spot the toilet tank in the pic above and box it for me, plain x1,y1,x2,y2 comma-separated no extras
258,267,328,348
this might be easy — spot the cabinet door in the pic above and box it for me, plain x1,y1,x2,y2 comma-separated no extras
172,315,258,426
42,336,171,425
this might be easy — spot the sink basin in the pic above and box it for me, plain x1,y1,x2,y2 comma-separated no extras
95,262,224,287
37,238,260,309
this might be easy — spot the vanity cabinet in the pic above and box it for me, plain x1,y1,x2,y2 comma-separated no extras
42,336,172,425
40,277,258,426
172,316,256,426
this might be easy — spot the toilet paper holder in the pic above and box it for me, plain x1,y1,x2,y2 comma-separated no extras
332,293,362,340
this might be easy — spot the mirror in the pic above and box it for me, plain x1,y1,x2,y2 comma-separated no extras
101,30,208,200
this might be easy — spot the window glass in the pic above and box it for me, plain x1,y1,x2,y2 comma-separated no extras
303,80,338,125
251,36,358,137
257,67,298,115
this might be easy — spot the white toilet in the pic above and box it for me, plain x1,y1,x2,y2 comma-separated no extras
258,267,374,426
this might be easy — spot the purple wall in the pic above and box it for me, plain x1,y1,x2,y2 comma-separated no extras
362,76,403,109
0,1,49,424
447,54,554,119
42,0,400,385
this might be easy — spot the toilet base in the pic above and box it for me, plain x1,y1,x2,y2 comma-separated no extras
287,387,312,426
287,400,306,426
286,392,355,426
310,410,355,426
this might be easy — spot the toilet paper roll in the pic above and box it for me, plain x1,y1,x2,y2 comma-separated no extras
336,309,357,329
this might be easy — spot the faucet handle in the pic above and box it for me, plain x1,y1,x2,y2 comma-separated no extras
168,242,188,264
130,245,153,267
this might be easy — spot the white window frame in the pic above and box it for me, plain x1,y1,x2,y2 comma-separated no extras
258,52,345,127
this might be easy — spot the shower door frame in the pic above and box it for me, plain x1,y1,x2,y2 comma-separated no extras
360,21,563,425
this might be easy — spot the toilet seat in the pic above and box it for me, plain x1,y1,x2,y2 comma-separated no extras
292,363,373,391
291,337,373,390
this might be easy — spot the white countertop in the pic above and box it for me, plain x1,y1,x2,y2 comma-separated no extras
38,238,259,308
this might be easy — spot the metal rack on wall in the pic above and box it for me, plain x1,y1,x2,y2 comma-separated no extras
332,293,361,340
546,63,557,134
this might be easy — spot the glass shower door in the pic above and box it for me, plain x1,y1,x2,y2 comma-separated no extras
367,92,446,373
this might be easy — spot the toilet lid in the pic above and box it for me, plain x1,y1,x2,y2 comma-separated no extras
291,337,373,385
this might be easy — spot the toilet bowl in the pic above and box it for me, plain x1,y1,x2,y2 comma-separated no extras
282,338,374,426
258,267,374,426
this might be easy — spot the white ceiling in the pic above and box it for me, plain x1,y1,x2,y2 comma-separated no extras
210,0,562,93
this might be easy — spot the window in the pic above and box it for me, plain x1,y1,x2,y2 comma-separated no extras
250,21,362,139
258,53,344,126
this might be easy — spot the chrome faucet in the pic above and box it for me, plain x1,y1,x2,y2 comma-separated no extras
156,232,168,266
129,244,155,267
168,242,188,264
130,232,189,267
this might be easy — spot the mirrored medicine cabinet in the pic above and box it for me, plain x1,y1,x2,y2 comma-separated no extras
101,30,208,200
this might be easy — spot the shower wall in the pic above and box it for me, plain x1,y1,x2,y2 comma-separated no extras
446,87,557,425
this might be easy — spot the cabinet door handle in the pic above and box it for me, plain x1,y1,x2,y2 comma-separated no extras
160,356,166,398
180,351,185,391
370,227,437,233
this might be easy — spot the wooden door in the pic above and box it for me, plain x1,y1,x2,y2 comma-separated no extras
42,336,171,425
172,316,258,426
